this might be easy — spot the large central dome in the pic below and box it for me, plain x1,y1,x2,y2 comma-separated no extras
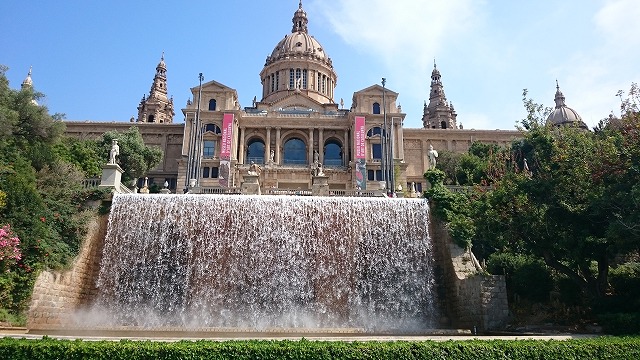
266,1,330,66
259,1,338,106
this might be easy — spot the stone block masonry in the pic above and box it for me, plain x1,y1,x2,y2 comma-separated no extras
27,215,108,329
430,216,509,332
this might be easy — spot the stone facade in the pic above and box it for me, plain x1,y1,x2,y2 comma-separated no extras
59,2,520,194
27,215,108,329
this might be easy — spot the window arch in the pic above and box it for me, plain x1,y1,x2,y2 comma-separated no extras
147,115,155,123
246,138,265,164
367,126,384,138
323,139,342,166
440,121,447,129
204,123,221,134
208,99,217,111
373,102,381,114
283,138,307,165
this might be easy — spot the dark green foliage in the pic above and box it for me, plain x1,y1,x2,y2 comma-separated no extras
1,337,640,359
424,169,476,249
598,313,640,335
609,262,640,298
487,253,553,303
53,137,103,178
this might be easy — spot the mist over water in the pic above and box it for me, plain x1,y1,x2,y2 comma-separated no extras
85,194,438,332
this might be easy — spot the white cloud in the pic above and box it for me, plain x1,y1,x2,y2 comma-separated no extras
553,0,640,127
594,0,640,49
315,0,487,127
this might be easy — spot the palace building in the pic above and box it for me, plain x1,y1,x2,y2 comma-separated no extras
63,1,533,194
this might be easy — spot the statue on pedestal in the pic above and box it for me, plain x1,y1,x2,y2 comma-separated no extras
108,139,119,165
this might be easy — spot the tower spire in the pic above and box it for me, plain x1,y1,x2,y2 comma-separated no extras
137,54,174,123
292,0,308,33
422,62,457,129
554,79,566,108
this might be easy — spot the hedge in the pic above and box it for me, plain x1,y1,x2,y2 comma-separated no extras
1,337,640,359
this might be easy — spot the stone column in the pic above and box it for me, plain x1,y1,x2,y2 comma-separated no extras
318,128,324,164
308,128,314,164
265,127,271,164
396,117,405,160
238,127,246,164
275,127,281,164
343,129,349,166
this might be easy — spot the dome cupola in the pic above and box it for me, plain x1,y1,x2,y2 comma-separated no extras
259,1,338,106
546,81,588,130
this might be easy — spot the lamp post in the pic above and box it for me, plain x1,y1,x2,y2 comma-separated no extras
194,73,204,187
381,78,388,193
186,73,204,192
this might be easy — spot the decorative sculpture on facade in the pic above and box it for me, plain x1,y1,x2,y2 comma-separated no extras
428,144,438,169
248,161,262,176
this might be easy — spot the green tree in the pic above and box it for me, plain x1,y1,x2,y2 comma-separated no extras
53,137,103,178
474,90,634,300
0,65,102,322
100,127,163,184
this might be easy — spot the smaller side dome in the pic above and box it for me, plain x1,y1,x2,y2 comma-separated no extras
546,81,588,129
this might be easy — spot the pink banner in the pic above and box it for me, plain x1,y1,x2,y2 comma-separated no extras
220,113,234,158
354,116,366,190
354,116,366,159
219,113,234,187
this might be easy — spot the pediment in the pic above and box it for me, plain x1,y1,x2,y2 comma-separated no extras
191,79,236,93
353,84,399,97
268,92,324,111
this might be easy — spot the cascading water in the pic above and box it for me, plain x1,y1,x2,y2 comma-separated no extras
85,194,438,333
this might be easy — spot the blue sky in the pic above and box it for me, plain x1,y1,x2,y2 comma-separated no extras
2,0,638,130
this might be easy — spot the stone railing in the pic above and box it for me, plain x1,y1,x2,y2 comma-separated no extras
264,188,313,196
194,187,242,195
117,183,133,194
81,178,101,188
328,189,384,197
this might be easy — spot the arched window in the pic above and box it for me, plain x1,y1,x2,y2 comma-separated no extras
323,139,342,166
204,123,221,134
373,102,381,114
440,121,447,129
208,99,217,111
367,127,384,137
283,138,307,165
246,138,265,164
147,115,155,123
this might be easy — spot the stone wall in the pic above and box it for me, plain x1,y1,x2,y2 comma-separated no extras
27,215,108,329
430,216,509,332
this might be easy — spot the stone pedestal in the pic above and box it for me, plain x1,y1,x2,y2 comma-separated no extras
242,174,261,195
312,175,329,196
99,163,124,193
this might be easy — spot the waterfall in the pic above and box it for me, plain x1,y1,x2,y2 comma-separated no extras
87,194,438,332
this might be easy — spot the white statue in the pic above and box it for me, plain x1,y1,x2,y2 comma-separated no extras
269,149,275,163
428,144,438,169
248,161,261,176
108,139,119,164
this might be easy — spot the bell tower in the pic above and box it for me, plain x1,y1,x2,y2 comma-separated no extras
137,53,175,123
422,61,457,129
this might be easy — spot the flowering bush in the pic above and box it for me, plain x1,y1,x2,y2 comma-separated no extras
0,225,21,272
